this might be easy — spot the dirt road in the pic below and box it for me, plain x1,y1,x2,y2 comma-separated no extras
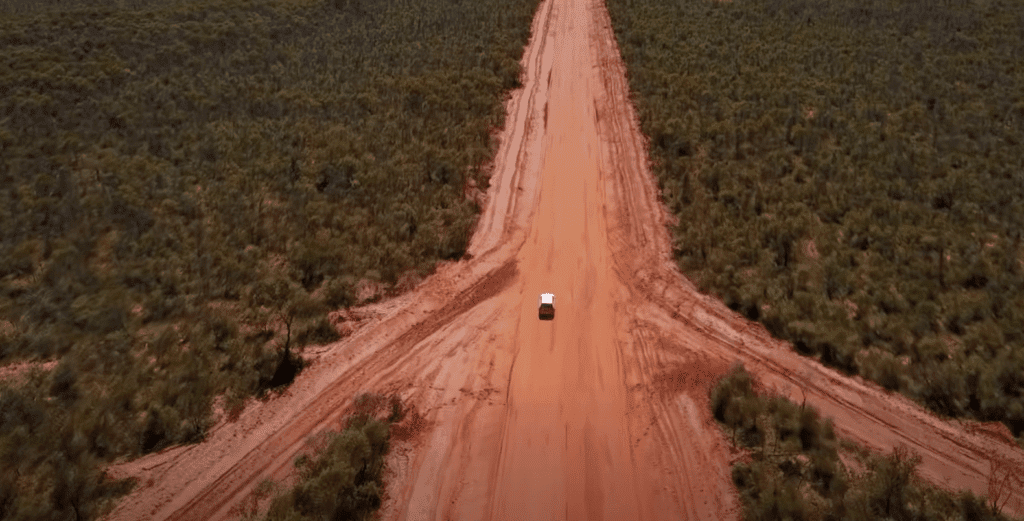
104,0,1024,517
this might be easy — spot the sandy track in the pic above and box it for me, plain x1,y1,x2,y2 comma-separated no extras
104,0,1024,517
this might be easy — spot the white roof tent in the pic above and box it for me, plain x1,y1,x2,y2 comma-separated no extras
539,293,555,305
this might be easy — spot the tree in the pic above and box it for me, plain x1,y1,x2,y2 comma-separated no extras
247,277,322,388
864,445,920,519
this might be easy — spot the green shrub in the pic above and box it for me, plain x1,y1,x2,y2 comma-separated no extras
263,393,402,521
259,344,305,392
746,479,810,521
917,360,969,417
861,446,919,520
809,448,846,498
711,363,758,425
49,359,81,405
767,395,802,451
322,276,358,310
857,349,904,392
139,406,176,454
710,365,1016,521
732,462,755,491
295,316,341,347
711,363,767,447
957,490,1004,521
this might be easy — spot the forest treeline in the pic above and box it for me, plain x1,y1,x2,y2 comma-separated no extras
605,0,1024,446
0,0,539,516
711,364,1012,520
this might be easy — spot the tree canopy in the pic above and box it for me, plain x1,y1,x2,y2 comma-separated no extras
0,0,539,516
607,0,1024,442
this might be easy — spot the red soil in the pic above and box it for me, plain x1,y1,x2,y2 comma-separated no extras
103,0,1024,517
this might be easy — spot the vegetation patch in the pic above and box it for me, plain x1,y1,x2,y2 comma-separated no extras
231,392,404,521
711,363,1014,520
0,0,539,516
606,0,1024,443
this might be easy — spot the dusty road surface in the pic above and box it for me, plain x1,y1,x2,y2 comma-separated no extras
104,0,1024,517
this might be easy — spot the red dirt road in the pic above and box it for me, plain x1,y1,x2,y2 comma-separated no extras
104,0,1024,517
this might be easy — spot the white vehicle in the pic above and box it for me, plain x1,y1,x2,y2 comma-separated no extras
538,293,555,320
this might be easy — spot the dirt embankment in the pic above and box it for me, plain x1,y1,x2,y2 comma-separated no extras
104,0,1024,517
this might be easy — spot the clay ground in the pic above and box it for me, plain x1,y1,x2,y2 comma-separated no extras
104,0,1024,517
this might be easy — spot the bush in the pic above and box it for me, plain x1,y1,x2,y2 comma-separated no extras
858,349,904,391
260,344,305,392
139,406,176,454
49,360,80,405
711,363,758,424
810,448,847,498
263,394,402,521
862,446,919,520
199,310,240,349
711,365,1016,521
747,479,810,521
295,316,341,347
710,363,767,447
767,395,802,450
917,361,969,417
732,462,755,490
143,290,186,323
958,490,1003,521
71,289,128,334
322,276,358,309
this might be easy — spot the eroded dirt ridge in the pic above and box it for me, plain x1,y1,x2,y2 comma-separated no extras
104,0,1024,517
